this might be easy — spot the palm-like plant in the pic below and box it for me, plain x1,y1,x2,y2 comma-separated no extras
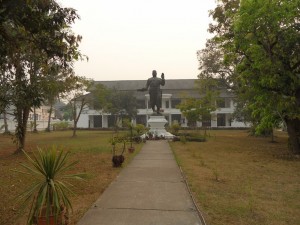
17,146,85,225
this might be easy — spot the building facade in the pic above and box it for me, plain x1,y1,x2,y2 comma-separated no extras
0,105,56,132
76,79,248,129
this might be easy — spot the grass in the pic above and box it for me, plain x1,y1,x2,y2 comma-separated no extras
170,130,300,225
0,130,142,225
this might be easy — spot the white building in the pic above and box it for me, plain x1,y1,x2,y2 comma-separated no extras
76,79,248,129
0,105,56,132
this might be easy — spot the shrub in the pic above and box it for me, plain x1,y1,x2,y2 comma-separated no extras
53,121,70,130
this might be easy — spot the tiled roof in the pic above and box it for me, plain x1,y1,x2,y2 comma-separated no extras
95,79,197,91
90,79,234,99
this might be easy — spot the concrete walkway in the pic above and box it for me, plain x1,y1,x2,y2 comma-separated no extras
77,140,203,225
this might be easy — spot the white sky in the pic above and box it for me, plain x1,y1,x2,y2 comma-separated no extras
59,0,217,81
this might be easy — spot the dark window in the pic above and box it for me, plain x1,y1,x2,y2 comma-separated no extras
108,115,116,128
202,114,211,127
93,115,102,128
136,115,147,126
137,100,146,109
217,114,226,126
171,114,181,124
171,99,181,108
165,101,169,108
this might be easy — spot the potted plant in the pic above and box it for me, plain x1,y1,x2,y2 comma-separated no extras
128,123,135,153
111,136,126,167
16,146,85,225
123,119,135,153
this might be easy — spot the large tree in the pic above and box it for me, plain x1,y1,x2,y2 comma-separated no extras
203,0,300,153
0,0,84,152
233,0,300,153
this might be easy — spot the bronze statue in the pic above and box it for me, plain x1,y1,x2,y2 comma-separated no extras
138,70,165,115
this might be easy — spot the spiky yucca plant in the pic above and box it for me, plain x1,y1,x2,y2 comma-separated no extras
17,146,85,225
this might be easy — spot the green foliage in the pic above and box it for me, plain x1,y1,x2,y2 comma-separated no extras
233,0,300,152
92,85,138,128
201,0,300,153
61,104,73,121
177,78,218,128
53,121,70,130
0,0,86,152
134,124,146,136
15,146,85,225
91,83,111,110
170,121,181,135
66,77,93,137
180,135,187,144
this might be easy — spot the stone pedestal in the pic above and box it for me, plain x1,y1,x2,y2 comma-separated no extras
147,116,174,139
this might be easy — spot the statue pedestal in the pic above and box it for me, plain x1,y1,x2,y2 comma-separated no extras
147,116,174,139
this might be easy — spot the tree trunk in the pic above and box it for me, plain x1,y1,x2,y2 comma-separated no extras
14,57,30,153
46,103,53,132
72,100,77,137
3,110,9,133
14,107,30,153
33,106,38,133
72,98,86,138
72,123,77,137
285,118,300,154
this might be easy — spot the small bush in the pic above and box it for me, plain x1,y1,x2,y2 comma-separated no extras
135,124,146,136
53,121,70,130
180,136,187,144
169,121,180,135
173,132,206,142
186,136,206,142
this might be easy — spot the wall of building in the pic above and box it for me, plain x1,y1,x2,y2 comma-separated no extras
76,93,250,129
0,105,59,133
75,80,250,129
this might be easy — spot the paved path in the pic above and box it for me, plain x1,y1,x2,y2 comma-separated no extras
77,140,202,225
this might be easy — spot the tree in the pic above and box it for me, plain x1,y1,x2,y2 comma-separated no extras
108,90,138,129
66,77,93,137
233,0,300,153
0,69,11,134
43,68,76,132
91,85,138,130
0,0,85,152
205,0,300,153
177,78,218,129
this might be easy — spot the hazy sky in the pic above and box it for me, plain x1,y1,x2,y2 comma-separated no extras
59,0,217,81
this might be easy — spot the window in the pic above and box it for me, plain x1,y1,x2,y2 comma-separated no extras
165,101,169,109
136,115,147,126
93,115,102,128
171,99,181,108
137,100,146,109
217,114,226,126
171,114,181,124
202,114,211,127
108,115,115,128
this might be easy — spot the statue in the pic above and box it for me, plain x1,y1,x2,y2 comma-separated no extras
138,70,165,115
